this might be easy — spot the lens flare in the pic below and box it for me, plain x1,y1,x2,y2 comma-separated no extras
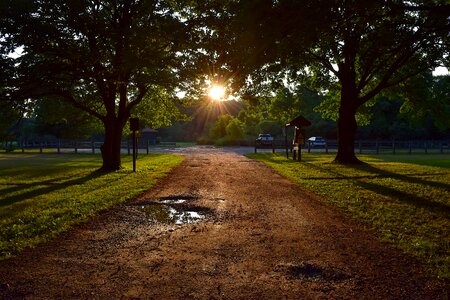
208,85,226,101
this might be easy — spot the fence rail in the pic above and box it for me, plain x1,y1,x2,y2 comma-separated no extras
0,139,176,155
1,139,450,155
255,139,450,155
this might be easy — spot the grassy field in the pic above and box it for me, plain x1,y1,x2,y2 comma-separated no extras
247,153,450,281
0,153,183,259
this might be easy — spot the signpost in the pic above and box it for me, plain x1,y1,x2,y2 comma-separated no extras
285,115,311,162
129,118,140,172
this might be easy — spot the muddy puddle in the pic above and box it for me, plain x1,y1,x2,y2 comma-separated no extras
136,196,207,225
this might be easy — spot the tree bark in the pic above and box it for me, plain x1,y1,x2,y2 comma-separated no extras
334,102,361,164
334,62,362,164
100,117,125,171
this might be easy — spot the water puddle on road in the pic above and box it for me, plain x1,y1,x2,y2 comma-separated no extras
139,202,205,225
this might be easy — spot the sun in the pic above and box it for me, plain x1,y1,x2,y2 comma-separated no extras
208,84,226,101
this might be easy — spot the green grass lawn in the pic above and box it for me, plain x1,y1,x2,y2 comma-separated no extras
0,153,183,259
247,152,450,281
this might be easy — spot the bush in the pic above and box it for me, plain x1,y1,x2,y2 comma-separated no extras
226,118,245,140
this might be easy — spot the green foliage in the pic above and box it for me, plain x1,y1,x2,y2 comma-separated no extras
1,0,196,169
248,153,450,280
397,74,450,131
0,101,22,141
132,88,189,130
32,98,102,139
0,153,183,259
210,114,233,139
257,120,282,137
225,117,245,140
268,88,300,123
220,0,449,162
207,114,247,145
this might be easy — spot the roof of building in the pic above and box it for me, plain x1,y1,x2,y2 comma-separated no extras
285,115,311,127
141,127,158,133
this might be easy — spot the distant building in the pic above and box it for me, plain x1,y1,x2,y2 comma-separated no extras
140,128,158,145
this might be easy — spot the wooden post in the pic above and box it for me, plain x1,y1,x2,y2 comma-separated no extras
325,142,328,154
285,127,289,159
91,141,95,154
146,140,149,155
75,141,78,154
40,142,43,153
308,141,311,153
298,144,302,161
57,140,61,154
132,131,137,172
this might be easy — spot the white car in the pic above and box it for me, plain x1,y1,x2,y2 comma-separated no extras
256,134,274,145
308,136,326,147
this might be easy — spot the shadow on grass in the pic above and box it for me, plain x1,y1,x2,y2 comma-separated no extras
304,162,450,218
246,153,326,164
0,170,107,207
371,155,450,169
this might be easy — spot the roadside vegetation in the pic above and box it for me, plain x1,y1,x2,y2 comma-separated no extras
247,153,450,281
0,153,183,259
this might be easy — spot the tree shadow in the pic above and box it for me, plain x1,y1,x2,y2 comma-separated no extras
0,170,108,208
304,162,450,218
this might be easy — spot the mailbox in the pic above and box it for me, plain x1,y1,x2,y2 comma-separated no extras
130,118,140,131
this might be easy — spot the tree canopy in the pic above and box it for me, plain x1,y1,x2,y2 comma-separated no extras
217,0,450,163
1,0,193,170
1,0,449,165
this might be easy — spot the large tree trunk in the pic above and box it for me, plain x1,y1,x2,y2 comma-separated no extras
334,102,361,164
100,117,125,171
334,64,362,164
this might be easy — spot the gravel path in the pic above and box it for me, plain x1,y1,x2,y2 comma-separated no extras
0,147,447,299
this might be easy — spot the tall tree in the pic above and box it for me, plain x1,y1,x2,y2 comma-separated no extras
221,0,450,163
1,0,191,170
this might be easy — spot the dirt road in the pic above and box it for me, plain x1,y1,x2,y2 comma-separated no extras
0,148,447,299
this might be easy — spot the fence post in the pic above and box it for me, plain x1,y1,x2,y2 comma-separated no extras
92,141,95,154
392,140,396,155
146,140,149,155
40,142,43,153
325,143,328,154
127,140,131,155
21,141,25,153
308,141,311,153
74,141,78,154
57,140,61,154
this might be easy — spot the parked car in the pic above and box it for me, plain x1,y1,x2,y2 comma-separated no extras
256,134,274,145
307,136,327,147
